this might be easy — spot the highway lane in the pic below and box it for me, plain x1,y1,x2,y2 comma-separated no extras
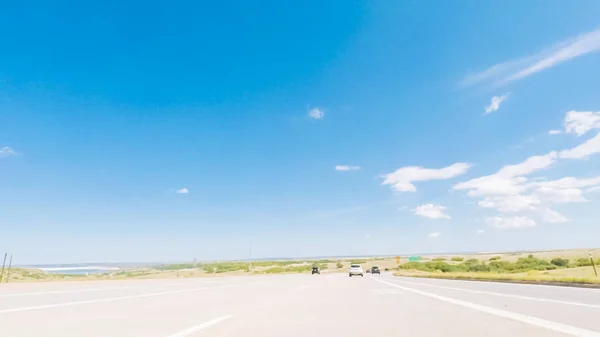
0,273,598,336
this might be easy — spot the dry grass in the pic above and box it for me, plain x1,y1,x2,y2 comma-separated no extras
394,268,600,285
6,248,598,283
428,248,600,263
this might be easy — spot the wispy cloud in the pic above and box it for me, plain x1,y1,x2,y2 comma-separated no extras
428,232,441,238
483,93,509,115
382,162,471,192
485,216,536,229
176,188,189,194
455,110,600,226
0,146,17,157
308,107,324,120
462,29,600,87
548,129,562,135
415,204,451,219
476,229,485,235
564,110,600,136
559,132,600,159
335,165,360,171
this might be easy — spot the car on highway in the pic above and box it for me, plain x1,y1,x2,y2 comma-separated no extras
371,266,380,274
348,264,364,277
311,266,320,275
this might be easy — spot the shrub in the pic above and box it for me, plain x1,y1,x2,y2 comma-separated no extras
432,258,446,262
550,258,569,267
201,262,249,273
336,262,343,269
401,262,426,270
489,261,516,272
424,262,459,272
469,264,491,272
463,259,480,265
576,258,592,267
489,256,501,261
516,256,553,271
451,257,464,262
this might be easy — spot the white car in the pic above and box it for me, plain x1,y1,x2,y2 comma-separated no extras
348,264,364,277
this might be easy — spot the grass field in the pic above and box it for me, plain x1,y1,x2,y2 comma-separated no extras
393,250,600,285
3,248,598,284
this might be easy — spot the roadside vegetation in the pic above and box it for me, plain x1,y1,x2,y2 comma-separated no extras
5,250,598,285
396,254,600,285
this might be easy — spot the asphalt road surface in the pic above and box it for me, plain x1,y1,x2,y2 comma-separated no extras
1,272,600,337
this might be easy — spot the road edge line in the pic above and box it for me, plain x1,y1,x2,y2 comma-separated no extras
165,315,233,337
372,277,600,337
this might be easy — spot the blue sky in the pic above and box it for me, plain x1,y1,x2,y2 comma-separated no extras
2,1,600,264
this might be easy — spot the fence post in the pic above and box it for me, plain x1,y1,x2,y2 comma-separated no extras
6,255,12,283
0,253,7,283
590,254,598,277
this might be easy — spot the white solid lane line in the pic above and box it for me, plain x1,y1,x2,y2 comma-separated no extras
373,277,600,337
0,286,150,298
0,285,237,315
0,281,217,298
386,278,600,309
165,315,233,337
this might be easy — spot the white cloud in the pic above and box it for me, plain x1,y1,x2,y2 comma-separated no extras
586,185,600,193
476,229,485,235
461,29,600,86
428,232,441,238
483,93,509,115
308,107,324,119
0,146,16,157
176,188,189,194
564,111,600,136
382,162,471,192
548,129,562,135
531,176,600,203
496,152,558,177
538,208,570,223
454,126,600,225
335,165,360,171
365,234,371,239
559,132,600,159
478,195,541,213
454,152,557,198
485,216,537,229
415,204,451,219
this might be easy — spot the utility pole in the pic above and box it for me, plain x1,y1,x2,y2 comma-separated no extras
248,238,252,273
6,255,12,283
193,258,197,268
590,253,598,277
0,253,7,283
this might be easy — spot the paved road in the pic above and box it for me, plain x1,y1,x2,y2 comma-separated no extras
1,273,599,336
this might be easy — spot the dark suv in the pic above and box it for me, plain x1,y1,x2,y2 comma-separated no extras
311,267,320,274
371,266,380,275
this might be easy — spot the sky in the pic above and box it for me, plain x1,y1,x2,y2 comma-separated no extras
1,1,600,265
